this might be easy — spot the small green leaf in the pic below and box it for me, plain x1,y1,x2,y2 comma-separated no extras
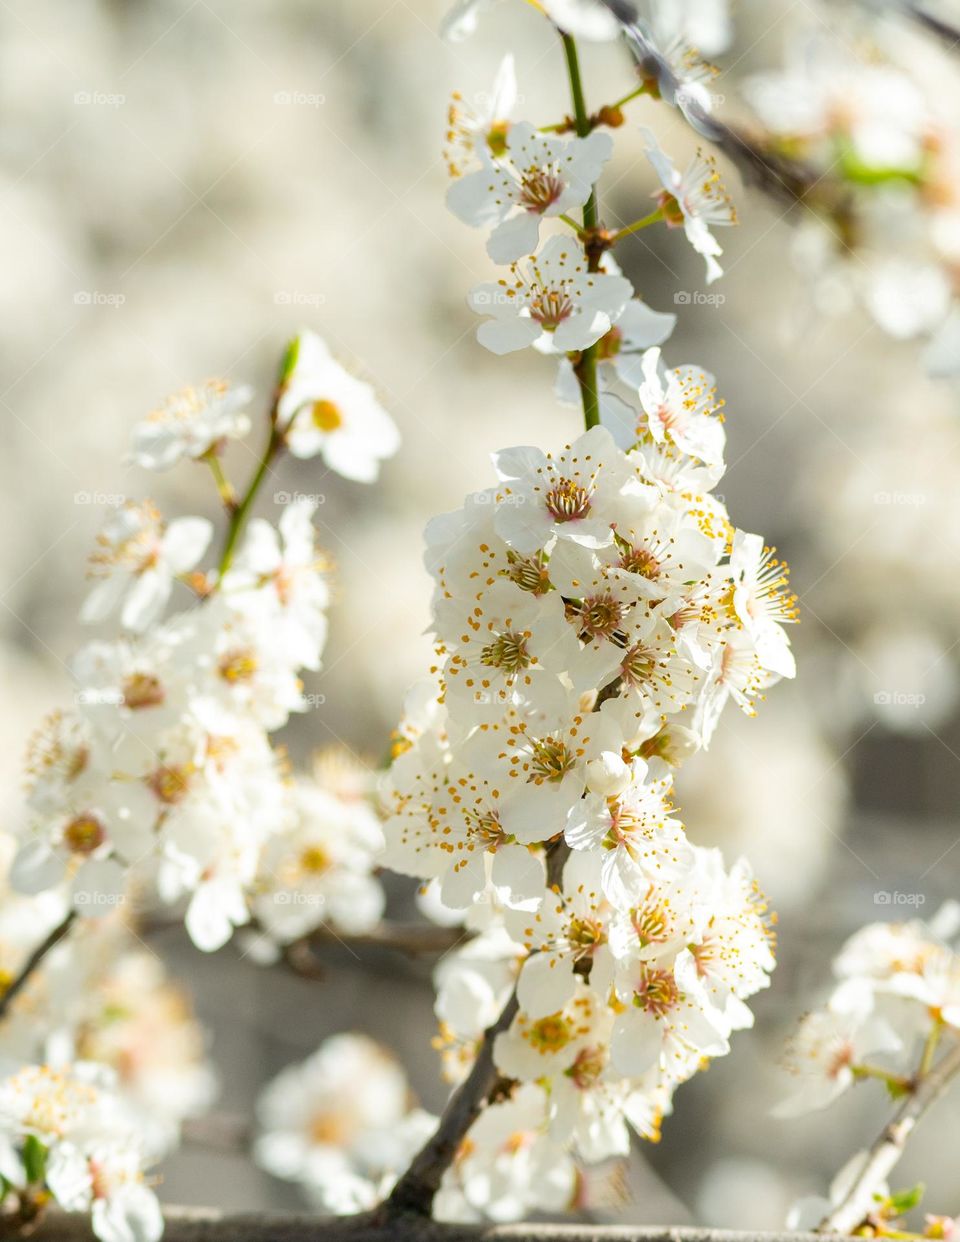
888,1182,926,1215
22,1134,47,1186
278,334,301,384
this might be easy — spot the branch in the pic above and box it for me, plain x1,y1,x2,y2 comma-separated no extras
293,919,469,961
381,992,519,1218
14,1211,863,1242
818,1037,960,1233
0,911,75,1023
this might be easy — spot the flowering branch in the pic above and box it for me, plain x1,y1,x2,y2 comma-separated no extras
284,919,470,970
217,412,284,577
818,1035,960,1234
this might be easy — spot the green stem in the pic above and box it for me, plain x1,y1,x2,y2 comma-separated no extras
558,212,585,234
204,452,237,511
613,206,664,240
607,83,648,110
561,32,600,432
852,1063,915,1093
217,418,284,578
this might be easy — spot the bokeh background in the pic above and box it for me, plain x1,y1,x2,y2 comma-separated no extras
2,0,959,1226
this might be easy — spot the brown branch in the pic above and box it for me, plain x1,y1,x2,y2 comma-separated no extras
297,919,470,959
381,992,519,1219
10,1211,865,1241
0,911,76,1022
818,1037,960,1233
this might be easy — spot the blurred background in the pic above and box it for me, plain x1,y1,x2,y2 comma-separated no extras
2,0,959,1227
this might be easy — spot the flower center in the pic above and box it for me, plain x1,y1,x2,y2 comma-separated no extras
122,672,165,711
149,764,192,805
525,1013,573,1053
620,642,657,688
504,550,550,595
528,736,575,783
519,167,564,214
529,287,574,330
545,477,591,523
218,647,259,684
310,400,343,432
633,966,680,1016
480,631,531,674
464,808,507,849
63,813,106,855
565,1044,606,1089
620,545,661,579
577,591,624,641
566,914,605,955
298,845,330,874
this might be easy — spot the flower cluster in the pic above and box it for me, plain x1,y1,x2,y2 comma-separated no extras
378,400,791,1212
776,902,960,1119
0,1062,164,1242
9,329,397,957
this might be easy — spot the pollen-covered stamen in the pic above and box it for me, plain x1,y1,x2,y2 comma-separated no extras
564,1044,606,1089
745,546,799,625
480,630,532,674
632,966,680,1017
218,647,259,684
88,501,163,578
577,590,625,641
619,542,661,580
523,1012,574,1054
620,642,658,688
565,914,606,958
528,736,576,784
25,712,89,787
121,672,165,711
63,813,106,855
463,807,509,849
545,477,592,523
630,891,671,947
504,550,550,595
529,285,575,330
518,165,564,214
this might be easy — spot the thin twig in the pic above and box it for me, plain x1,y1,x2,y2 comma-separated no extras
818,1037,960,1233
0,911,76,1023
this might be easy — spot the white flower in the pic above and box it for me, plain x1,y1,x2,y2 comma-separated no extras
642,130,736,283
222,497,330,672
447,122,612,263
469,235,632,354
130,379,252,470
565,776,693,907
611,948,729,1077
277,330,400,482
491,424,631,553
636,347,726,465
81,503,212,633
445,54,518,178
773,1006,901,1118
255,1034,435,1212
730,530,798,679
434,1083,576,1224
